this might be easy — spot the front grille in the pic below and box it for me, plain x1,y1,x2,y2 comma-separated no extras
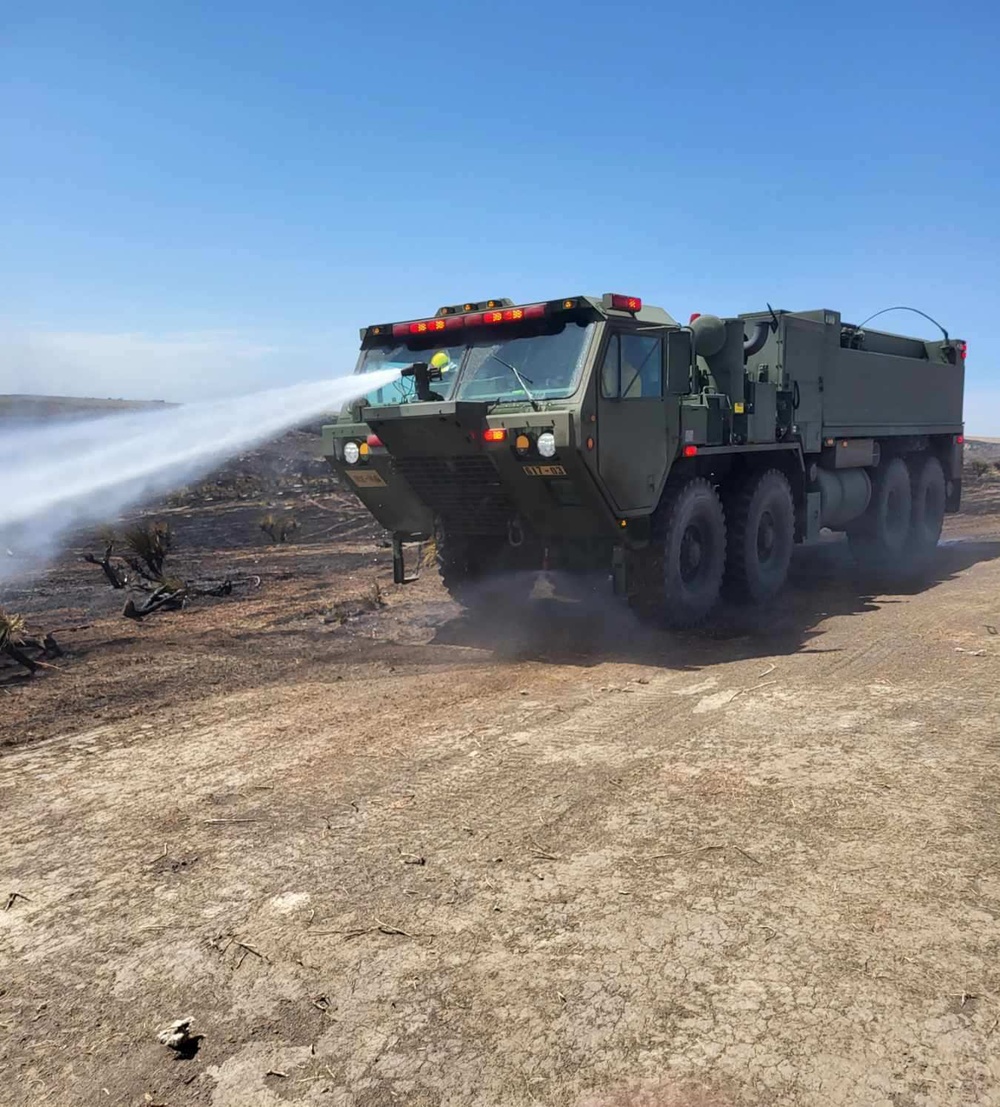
394,455,513,534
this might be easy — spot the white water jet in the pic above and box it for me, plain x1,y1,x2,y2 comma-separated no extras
0,369,398,582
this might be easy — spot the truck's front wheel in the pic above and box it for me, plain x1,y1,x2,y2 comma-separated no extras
630,478,726,628
435,527,535,608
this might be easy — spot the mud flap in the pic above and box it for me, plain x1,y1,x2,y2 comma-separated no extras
803,490,822,543
612,545,628,596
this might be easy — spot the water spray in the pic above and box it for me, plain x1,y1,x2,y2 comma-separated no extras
0,369,399,582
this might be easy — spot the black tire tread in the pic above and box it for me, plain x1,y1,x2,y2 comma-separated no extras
435,528,493,604
723,468,795,603
847,456,913,577
907,453,946,570
435,528,535,607
629,477,726,628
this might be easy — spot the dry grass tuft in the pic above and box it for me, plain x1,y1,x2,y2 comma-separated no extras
259,513,299,544
0,611,27,649
419,537,439,570
121,521,172,578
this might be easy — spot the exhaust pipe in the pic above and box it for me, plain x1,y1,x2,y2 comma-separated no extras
691,314,773,361
743,321,770,358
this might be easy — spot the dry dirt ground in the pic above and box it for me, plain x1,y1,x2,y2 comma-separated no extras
3,470,1000,1107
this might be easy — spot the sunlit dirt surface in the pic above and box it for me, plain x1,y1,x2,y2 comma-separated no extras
2,481,1000,1106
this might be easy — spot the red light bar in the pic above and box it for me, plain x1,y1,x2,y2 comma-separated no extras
483,428,507,443
393,318,449,337
959,341,968,360
390,303,547,337
608,294,642,313
482,304,546,324
682,445,698,457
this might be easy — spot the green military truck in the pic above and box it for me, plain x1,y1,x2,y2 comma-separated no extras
322,294,965,627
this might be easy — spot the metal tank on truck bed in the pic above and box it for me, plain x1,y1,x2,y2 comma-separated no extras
322,294,965,626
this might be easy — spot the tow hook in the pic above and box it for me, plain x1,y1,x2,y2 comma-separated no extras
507,518,525,548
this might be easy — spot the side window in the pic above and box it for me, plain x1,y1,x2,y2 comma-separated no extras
600,335,620,398
620,335,662,399
601,333,664,399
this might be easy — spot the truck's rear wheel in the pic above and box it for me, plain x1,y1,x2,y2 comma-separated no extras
847,456,912,577
723,469,795,603
909,454,946,569
630,478,726,628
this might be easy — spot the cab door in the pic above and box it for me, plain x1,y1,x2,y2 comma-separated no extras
596,330,670,514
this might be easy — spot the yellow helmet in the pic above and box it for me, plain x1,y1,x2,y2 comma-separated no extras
430,351,451,371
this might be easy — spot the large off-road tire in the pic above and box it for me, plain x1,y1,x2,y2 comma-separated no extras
847,456,912,578
629,477,726,629
908,454,946,570
435,528,534,608
723,469,795,604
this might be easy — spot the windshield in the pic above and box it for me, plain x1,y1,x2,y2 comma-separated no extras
352,344,464,407
455,322,595,403
351,321,595,410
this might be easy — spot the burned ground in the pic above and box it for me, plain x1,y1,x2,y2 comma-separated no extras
2,443,1000,1106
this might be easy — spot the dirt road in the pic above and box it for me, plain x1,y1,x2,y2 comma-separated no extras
3,491,1000,1107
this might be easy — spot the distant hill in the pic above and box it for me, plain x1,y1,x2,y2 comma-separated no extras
965,437,1000,461
0,394,176,423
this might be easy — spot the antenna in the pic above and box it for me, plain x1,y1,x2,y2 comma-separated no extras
855,306,949,343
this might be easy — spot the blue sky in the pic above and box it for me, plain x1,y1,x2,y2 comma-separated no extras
2,1,998,429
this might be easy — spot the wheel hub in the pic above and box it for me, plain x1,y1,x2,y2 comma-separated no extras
680,524,705,582
756,510,776,563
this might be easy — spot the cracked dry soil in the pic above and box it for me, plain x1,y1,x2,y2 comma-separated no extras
2,487,1000,1107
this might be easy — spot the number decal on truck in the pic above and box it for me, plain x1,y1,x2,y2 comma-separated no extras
522,465,567,477
347,470,388,488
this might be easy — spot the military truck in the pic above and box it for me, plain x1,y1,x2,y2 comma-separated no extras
322,294,965,627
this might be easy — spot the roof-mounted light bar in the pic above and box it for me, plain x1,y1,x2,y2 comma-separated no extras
364,295,605,342
603,293,642,313
391,302,548,338
436,298,513,317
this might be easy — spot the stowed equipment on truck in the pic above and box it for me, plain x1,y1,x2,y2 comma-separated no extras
322,294,965,627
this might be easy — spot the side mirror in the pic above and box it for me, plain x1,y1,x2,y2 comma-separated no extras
666,331,693,394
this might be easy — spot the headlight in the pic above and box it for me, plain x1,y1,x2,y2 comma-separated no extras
537,432,556,458
343,441,360,465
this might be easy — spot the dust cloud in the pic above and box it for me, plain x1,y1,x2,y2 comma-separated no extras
0,370,398,582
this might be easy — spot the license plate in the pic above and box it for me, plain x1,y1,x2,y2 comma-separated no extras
522,464,567,477
346,470,387,488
